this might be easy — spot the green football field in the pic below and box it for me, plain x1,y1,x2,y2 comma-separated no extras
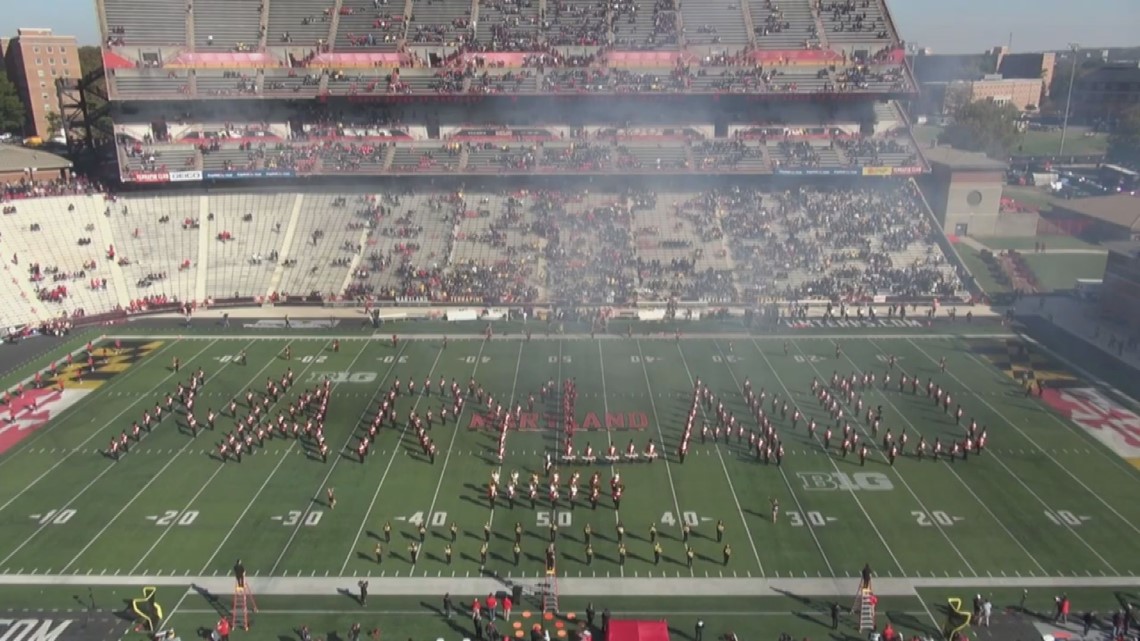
2,326,1140,637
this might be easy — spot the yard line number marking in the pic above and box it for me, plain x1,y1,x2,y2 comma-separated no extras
911,511,964,527
1044,510,1091,526
29,509,76,525
402,512,448,527
787,512,837,527
659,511,706,527
149,510,199,526
537,511,572,528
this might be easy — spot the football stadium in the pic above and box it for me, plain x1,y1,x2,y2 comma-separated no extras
1,1,1139,641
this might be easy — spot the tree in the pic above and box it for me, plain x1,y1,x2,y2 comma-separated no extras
938,100,1023,158
1108,107,1140,167
0,70,25,135
45,111,63,137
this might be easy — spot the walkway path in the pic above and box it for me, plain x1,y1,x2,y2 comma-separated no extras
0,574,1135,597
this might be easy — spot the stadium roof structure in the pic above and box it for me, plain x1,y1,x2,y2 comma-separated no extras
0,144,72,174
1055,194,1140,231
922,146,1008,172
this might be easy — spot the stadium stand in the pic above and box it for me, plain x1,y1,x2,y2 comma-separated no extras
7,0,965,332
102,0,188,46
0,182,964,328
192,0,265,51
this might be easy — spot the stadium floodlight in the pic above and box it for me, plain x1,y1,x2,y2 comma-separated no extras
1059,43,1080,157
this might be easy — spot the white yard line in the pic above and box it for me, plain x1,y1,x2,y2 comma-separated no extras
632,339,692,577
337,343,448,574
903,339,1123,567
749,337,907,576
0,341,212,514
477,341,526,572
851,339,1049,575
1012,334,1140,477
672,341,765,577
957,347,1140,537
596,340,625,578
103,332,1018,342
708,339,833,576
806,340,976,575
130,339,334,574
410,340,489,569
0,341,179,472
263,340,407,575
56,339,267,574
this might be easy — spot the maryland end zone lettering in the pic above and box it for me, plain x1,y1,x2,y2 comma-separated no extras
798,471,894,491
0,340,163,454
468,411,649,431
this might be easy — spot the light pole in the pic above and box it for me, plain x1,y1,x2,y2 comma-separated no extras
1058,43,1080,157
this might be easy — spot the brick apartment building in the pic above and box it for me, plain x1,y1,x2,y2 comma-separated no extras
0,28,83,139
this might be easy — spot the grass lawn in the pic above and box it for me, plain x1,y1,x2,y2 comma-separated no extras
956,246,1011,295
2,329,1140,638
1022,253,1109,290
1016,128,1108,157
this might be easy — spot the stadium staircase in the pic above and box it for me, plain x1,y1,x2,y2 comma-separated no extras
90,195,137,310
258,0,270,49
195,196,211,303
809,0,829,49
266,194,306,298
232,583,258,630
326,0,344,50
186,1,196,51
337,225,372,295
855,588,875,631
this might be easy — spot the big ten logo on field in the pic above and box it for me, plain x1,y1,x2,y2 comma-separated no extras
468,411,650,431
305,371,378,384
798,471,894,492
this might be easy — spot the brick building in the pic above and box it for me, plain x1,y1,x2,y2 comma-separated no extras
0,28,83,139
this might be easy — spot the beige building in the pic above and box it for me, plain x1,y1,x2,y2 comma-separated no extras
944,76,1045,113
0,28,83,139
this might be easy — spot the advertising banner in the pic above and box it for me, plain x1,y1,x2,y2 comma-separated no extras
168,170,203,182
774,168,861,177
131,171,170,183
202,169,296,180
861,166,893,176
892,166,924,176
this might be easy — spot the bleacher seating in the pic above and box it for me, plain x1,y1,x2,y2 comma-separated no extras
192,0,264,51
474,0,541,52
406,0,472,47
268,0,336,47
203,194,294,298
275,195,368,297
547,0,608,47
749,0,822,49
819,0,893,48
681,0,751,49
108,70,191,97
103,0,188,46
0,180,962,327
102,194,201,307
336,0,406,51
